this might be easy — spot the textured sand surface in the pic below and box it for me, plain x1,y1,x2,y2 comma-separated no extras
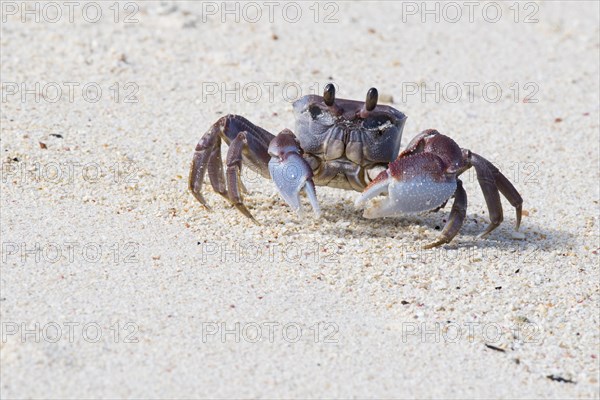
1,1,599,398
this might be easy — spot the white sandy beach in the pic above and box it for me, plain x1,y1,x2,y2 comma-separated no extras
1,1,599,398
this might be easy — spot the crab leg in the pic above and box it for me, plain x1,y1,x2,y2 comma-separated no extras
423,180,468,249
189,114,274,217
225,132,258,223
268,130,321,217
190,124,220,208
207,136,227,200
473,153,523,230
470,153,505,238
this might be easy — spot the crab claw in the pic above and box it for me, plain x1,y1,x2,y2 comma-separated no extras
355,153,457,218
268,130,321,217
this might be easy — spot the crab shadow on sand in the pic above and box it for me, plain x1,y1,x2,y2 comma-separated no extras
313,198,575,252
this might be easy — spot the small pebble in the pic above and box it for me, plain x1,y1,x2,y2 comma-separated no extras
511,231,526,240
379,93,394,103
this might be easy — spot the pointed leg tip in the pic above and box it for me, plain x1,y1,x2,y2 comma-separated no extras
234,204,259,224
192,193,212,211
515,206,522,231
245,211,261,226
477,222,501,240
476,230,495,240
241,207,260,225
477,228,492,240
423,237,449,249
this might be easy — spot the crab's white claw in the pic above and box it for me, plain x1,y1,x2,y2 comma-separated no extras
355,166,456,219
268,130,321,217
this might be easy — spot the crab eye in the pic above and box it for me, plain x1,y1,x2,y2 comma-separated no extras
363,115,391,130
308,105,322,119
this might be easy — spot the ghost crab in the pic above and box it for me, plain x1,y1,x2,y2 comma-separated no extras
189,84,522,248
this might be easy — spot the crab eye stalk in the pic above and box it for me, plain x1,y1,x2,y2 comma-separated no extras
365,87,378,111
323,83,335,106
360,87,378,118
